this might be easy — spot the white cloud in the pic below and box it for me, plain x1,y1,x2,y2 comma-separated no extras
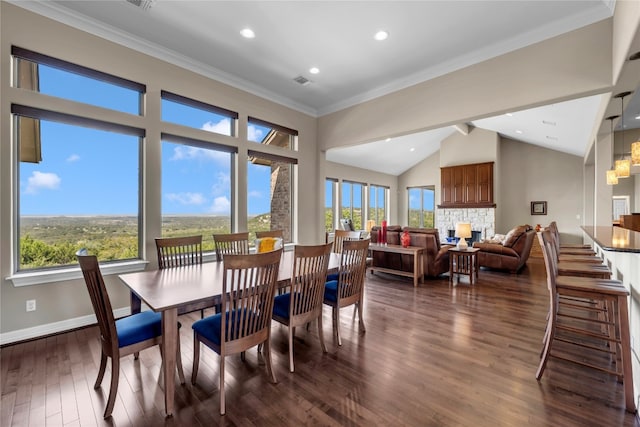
209,196,230,214
248,190,263,198
201,118,231,136
248,124,264,142
211,172,230,196
25,171,61,194
170,145,229,163
165,192,206,205
66,154,80,162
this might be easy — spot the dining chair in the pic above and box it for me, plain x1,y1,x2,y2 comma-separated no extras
77,251,185,419
324,238,370,346
155,235,208,318
332,229,361,254
213,232,250,261
191,249,282,415
272,242,333,372
536,235,635,412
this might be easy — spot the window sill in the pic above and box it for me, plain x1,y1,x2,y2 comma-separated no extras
7,260,149,287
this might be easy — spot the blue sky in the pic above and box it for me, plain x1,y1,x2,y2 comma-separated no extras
19,65,272,216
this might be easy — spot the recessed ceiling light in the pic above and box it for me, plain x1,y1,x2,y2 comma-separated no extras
309,67,319,74
240,28,255,39
636,115,640,120
515,130,523,134
410,147,415,152
505,113,513,117
385,137,391,142
374,30,389,41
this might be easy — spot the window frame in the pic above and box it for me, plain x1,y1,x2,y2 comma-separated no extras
407,185,435,228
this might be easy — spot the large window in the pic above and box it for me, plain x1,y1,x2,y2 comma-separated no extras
342,181,364,231
369,184,388,226
11,47,146,272
247,151,297,244
325,178,337,232
161,135,234,252
408,186,435,228
15,108,142,271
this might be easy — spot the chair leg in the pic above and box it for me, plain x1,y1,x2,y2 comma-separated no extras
176,335,186,385
536,313,556,380
95,352,107,389
318,315,327,353
191,334,200,384
263,337,278,384
333,306,342,346
219,354,226,416
358,299,366,333
104,356,119,419
134,351,140,360
288,325,295,373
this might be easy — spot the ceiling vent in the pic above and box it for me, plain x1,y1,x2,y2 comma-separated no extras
293,75,311,86
126,0,156,11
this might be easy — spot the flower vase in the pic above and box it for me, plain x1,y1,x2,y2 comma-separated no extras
381,220,387,245
401,230,411,248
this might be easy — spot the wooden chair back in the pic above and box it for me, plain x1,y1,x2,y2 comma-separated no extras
77,254,118,355
155,235,203,269
289,242,333,321
221,249,282,355
255,230,284,239
213,232,250,261
332,229,361,254
335,238,370,306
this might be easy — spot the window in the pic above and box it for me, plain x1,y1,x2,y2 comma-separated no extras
248,117,297,151
408,186,435,228
161,135,235,252
14,107,143,271
325,178,337,232
247,151,297,244
342,181,364,231
161,91,237,136
12,46,143,115
369,184,388,226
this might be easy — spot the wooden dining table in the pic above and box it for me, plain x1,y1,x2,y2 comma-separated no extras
118,250,341,417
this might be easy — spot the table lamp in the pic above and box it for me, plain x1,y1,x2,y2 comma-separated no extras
455,222,472,250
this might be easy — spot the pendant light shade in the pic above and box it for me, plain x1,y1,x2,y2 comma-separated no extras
632,140,640,166
615,159,631,178
605,115,619,185
607,169,619,185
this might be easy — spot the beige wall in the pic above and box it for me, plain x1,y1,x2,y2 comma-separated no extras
0,4,318,339
499,137,584,242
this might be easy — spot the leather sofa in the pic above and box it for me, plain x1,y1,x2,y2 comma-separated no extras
370,226,454,278
472,224,535,273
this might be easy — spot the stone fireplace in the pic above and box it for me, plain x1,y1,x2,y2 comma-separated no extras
436,207,496,243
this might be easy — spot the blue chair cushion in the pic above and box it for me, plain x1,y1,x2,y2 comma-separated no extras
116,310,162,348
324,280,338,303
192,309,258,346
326,273,338,281
273,293,291,319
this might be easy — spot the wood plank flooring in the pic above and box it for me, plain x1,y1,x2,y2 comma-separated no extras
2,255,639,426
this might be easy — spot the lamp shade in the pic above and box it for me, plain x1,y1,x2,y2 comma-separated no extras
615,159,631,178
455,222,472,250
606,169,619,185
632,141,640,166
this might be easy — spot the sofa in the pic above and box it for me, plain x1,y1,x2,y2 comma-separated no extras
472,224,535,273
370,226,454,278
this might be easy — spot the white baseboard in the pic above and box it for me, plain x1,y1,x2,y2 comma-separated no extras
0,307,131,346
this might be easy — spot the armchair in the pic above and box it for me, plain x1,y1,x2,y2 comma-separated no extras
473,225,535,273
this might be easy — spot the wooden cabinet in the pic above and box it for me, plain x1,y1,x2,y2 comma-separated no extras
438,162,495,208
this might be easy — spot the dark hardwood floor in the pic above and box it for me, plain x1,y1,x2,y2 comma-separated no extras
2,255,639,426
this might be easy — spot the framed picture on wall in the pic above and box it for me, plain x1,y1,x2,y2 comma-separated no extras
531,201,547,215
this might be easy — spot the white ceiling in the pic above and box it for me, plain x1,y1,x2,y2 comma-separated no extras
13,0,640,175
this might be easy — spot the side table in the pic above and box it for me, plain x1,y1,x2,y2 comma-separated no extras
449,247,480,285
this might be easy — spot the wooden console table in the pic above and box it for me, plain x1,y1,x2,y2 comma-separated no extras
368,243,424,287
449,247,480,285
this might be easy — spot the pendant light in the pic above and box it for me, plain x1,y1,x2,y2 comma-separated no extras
614,92,631,178
629,52,640,166
606,115,619,185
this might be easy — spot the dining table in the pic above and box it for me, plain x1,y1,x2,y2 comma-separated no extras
118,250,341,417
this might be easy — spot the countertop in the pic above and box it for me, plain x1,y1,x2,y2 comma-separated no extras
581,226,640,253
